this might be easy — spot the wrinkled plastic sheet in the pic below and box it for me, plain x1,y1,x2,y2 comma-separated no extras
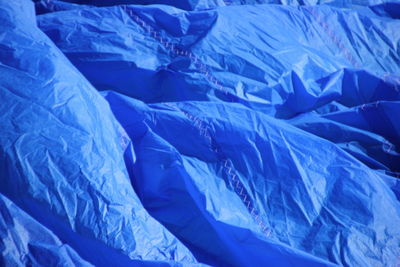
1,0,400,266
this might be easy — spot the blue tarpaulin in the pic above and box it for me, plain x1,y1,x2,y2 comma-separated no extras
0,0,399,266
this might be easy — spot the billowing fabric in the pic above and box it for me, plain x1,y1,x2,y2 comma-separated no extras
1,0,400,266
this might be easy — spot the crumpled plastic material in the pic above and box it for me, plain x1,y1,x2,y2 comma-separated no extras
0,193,92,266
34,0,400,11
1,0,400,266
0,1,200,266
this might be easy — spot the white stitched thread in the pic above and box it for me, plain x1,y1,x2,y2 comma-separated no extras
123,7,271,237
